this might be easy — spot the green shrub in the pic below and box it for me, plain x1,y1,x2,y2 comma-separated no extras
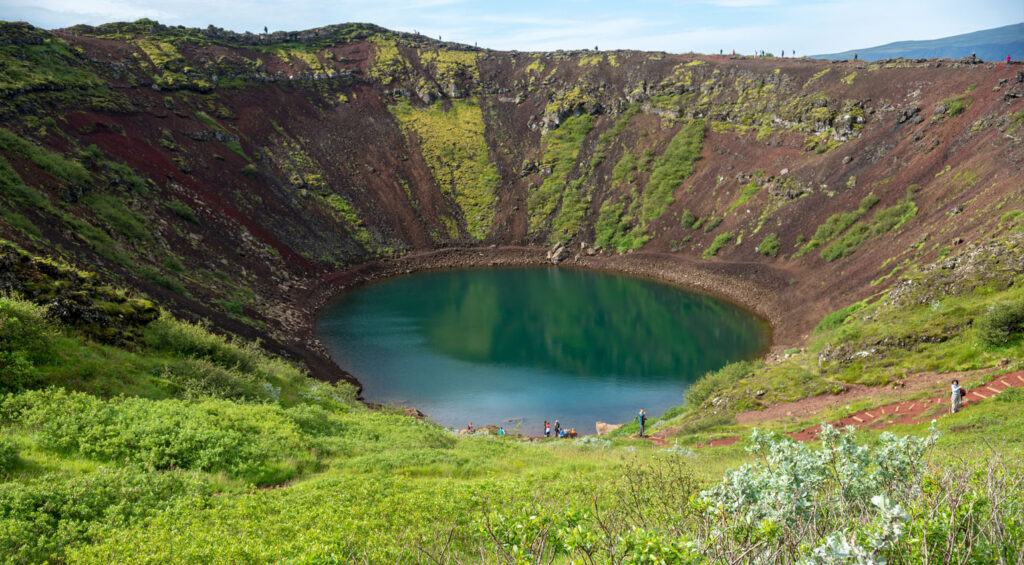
977,300,1024,346
795,194,880,257
0,437,17,474
814,301,866,333
144,312,259,371
138,266,187,295
870,197,917,235
820,223,871,261
679,209,696,228
241,163,258,178
756,233,780,256
685,360,762,407
156,358,264,400
702,231,733,258
3,389,317,484
639,119,704,226
0,207,41,238
166,199,199,223
703,216,722,233
0,128,92,187
0,296,53,393
944,96,971,117
83,194,153,243
611,152,638,182
0,467,209,564
0,156,53,211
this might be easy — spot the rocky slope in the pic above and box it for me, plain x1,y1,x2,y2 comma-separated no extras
1,19,1023,385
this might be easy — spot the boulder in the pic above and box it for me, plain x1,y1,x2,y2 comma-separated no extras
547,242,568,264
595,422,622,436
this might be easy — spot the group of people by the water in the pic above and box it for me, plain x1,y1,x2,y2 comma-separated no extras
542,420,578,438
465,410,648,439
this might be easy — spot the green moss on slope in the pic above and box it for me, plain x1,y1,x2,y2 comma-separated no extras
639,119,704,227
390,98,499,241
528,115,595,237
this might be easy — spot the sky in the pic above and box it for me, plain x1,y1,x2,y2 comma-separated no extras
1,0,1022,55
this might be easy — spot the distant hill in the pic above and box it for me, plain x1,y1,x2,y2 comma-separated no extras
814,23,1024,61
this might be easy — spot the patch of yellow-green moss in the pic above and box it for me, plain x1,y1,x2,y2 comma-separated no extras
544,86,600,120
324,194,372,248
841,72,857,86
419,49,480,84
390,98,498,240
135,40,182,68
368,36,406,85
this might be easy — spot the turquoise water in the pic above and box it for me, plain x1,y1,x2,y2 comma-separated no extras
316,267,770,435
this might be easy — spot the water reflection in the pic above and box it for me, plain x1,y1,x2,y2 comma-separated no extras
317,268,770,433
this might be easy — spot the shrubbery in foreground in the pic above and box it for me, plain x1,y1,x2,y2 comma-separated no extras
481,425,1023,564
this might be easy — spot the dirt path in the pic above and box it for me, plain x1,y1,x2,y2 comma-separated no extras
648,369,1023,448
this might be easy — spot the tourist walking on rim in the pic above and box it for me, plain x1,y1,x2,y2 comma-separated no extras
637,409,647,438
950,379,963,414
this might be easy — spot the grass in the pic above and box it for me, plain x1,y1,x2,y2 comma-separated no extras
794,193,880,257
527,114,594,238
727,182,760,213
756,233,780,256
2,225,1023,563
702,231,734,259
820,189,917,262
0,25,105,93
83,194,154,244
0,128,91,187
638,119,704,227
325,194,373,248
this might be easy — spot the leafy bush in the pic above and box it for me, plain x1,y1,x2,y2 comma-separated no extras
820,223,871,261
796,194,880,257
686,360,762,408
702,231,733,258
166,198,199,223
0,296,53,393
137,265,187,295
0,437,17,474
83,194,153,243
0,467,209,564
3,388,317,484
702,216,722,233
144,312,259,371
814,301,866,334
977,300,1024,346
679,209,696,228
943,96,971,117
756,233,780,256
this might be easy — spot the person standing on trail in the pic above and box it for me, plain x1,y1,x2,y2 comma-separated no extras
543,420,551,438
554,420,561,438
637,409,647,437
950,379,962,414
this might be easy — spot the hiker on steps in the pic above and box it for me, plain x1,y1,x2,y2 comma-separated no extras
951,379,963,414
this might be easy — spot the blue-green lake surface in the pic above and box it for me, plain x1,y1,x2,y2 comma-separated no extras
316,268,770,435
